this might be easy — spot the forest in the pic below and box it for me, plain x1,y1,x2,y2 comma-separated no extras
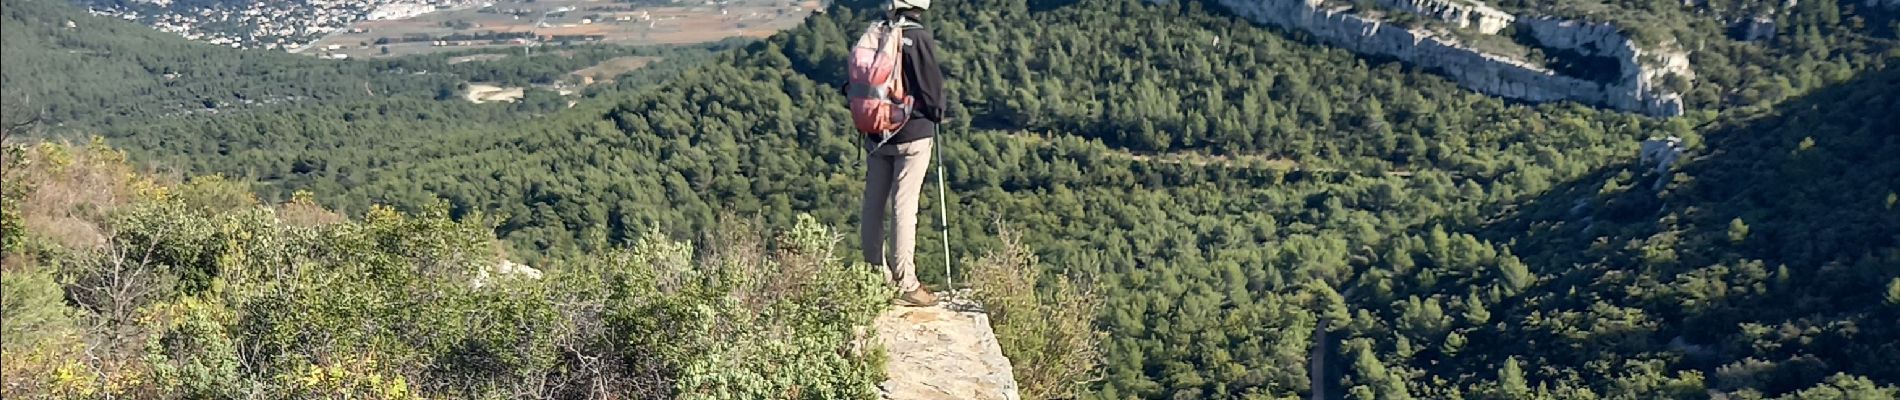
0,0,736,128
2,0,1898,396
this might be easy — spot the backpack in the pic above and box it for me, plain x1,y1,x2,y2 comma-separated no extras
845,18,921,136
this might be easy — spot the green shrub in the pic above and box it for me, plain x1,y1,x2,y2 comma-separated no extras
967,229,1105,400
5,143,896,398
606,215,890,400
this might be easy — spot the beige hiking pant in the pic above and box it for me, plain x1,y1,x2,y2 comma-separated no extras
861,137,933,292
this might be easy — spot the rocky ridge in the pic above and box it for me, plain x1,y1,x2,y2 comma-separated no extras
1178,0,1693,116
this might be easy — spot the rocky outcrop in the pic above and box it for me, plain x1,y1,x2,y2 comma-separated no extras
1378,0,1514,34
1640,136,1682,172
875,295,1021,400
1174,0,1690,116
1640,136,1683,190
1518,17,1692,116
472,259,542,288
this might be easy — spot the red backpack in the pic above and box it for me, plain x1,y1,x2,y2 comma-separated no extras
845,18,921,136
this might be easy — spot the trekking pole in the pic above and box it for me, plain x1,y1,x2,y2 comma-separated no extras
937,131,953,292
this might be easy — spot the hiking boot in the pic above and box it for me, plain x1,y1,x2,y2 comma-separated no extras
893,288,939,307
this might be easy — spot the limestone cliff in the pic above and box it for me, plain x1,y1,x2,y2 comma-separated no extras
1519,17,1693,116
875,295,1022,400
1176,0,1692,116
1378,0,1514,34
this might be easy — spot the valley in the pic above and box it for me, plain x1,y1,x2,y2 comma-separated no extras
3,0,1897,397
301,0,820,58
76,0,820,57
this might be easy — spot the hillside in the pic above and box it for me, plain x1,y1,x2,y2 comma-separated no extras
1329,66,1899,399
1190,0,1897,115
2,0,1897,396
0,0,730,128
0,0,447,125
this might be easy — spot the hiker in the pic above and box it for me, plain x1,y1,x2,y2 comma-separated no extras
849,0,946,307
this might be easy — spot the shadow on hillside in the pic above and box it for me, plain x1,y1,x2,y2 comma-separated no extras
1459,67,1899,394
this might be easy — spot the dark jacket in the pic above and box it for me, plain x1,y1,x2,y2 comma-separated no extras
890,17,945,144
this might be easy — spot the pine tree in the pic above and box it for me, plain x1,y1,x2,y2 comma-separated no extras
1442,332,1467,356
1462,293,1491,326
1886,278,1900,306
1498,255,1535,295
1349,342,1414,400
1499,357,1531,398
1308,280,1351,328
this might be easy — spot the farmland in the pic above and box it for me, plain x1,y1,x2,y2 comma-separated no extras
306,0,820,58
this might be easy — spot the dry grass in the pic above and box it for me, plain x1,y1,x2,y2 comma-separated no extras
13,140,149,251
277,191,346,227
701,215,772,304
699,213,833,313
8,140,346,245
966,228,1105,400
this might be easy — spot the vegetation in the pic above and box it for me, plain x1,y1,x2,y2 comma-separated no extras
1438,70,1900,399
3,0,1896,397
0,141,892,398
968,229,1107,399
1521,0,1898,109
0,0,730,128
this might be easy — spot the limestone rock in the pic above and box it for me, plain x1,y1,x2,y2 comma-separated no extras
1641,136,1682,172
1182,0,1690,116
472,259,542,288
1640,136,1683,190
875,294,1020,400
1379,0,1514,34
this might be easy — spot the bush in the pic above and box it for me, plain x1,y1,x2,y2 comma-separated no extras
604,215,891,400
966,229,1105,400
2,142,895,398
0,264,90,397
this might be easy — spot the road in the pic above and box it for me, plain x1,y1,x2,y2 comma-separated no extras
1311,318,1328,400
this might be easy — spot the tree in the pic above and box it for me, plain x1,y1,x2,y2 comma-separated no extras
1498,256,1535,295
1461,293,1491,326
1347,340,1413,400
1499,357,1531,398
1729,218,1750,245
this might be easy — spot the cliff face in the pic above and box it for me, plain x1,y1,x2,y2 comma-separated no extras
1186,0,1690,116
1519,17,1693,116
1380,0,1515,34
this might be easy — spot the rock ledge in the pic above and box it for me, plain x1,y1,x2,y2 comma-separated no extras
874,294,1021,400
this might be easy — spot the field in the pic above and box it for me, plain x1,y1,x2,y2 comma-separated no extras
570,55,664,83
464,83,527,103
307,0,819,58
